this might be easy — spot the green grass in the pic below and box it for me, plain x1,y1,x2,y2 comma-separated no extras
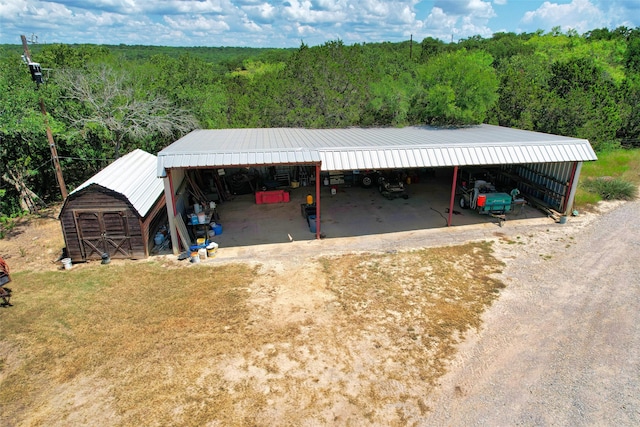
574,148,640,208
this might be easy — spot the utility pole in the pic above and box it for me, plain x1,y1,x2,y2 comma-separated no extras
410,34,413,59
20,35,68,200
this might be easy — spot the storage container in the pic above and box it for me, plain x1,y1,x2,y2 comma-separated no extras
212,224,223,235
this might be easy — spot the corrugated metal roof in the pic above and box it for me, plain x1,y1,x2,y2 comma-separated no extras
157,125,597,174
71,149,164,217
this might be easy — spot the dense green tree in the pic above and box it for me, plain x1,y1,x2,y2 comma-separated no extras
418,37,450,62
457,35,486,51
617,75,640,145
269,41,372,128
411,49,499,125
138,54,229,129
359,41,420,126
223,74,262,128
485,32,535,65
538,57,620,150
490,53,549,130
625,29,640,73
38,43,112,69
584,27,614,41
364,73,416,126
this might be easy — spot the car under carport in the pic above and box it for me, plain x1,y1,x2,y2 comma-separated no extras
157,125,597,254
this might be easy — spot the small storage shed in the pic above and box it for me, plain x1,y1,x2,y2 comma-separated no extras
60,149,166,262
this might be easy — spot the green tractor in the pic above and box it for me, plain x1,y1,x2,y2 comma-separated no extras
457,170,517,215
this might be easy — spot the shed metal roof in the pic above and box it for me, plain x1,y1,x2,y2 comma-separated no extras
71,149,164,217
157,125,597,175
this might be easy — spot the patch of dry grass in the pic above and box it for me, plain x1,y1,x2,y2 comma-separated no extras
1,261,259,425
0,241,505,426
321,241,504,390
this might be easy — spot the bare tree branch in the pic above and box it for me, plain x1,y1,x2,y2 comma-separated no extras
57,65,199,158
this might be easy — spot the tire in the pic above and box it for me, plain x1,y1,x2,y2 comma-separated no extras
459,196,469,209
361,174,374,188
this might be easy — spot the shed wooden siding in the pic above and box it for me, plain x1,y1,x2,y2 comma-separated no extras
60,186,147,262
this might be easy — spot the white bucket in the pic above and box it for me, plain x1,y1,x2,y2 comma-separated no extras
61,258,72,270
197,212,206,224
198,248,207,260
206,242,218,257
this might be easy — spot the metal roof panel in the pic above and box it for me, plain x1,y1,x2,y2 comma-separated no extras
157,125,597,173
72,149,163,217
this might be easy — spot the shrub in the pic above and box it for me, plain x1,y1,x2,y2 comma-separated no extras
582,177,638,201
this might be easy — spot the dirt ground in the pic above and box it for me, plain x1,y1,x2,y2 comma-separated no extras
1,199,639,425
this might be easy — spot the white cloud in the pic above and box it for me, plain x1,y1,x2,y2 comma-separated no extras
156,0,227,15
422,0,495,41
522,0,606,33
434,0,494,17
0,0,637,47
593,0,640,30
282,0,347,24
240,2,277,24
164,14,231,32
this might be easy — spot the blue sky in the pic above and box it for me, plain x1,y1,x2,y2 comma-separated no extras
0,0,638,47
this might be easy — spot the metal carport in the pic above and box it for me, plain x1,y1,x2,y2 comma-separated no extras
157,125,597,255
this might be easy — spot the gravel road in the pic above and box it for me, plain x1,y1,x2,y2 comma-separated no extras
422,199,640,426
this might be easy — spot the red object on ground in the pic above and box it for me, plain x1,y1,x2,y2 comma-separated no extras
0,256,9,279
255,190,290,204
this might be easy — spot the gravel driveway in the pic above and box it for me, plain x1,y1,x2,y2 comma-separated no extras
422,199,640,426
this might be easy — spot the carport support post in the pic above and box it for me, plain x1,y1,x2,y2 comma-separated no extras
563,161,582,215
163,169,180,255
315,163,321,239
448,166,458,227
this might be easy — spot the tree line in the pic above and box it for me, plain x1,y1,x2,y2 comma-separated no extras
1,26,640,216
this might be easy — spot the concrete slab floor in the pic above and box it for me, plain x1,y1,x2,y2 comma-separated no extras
209,177,548,249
